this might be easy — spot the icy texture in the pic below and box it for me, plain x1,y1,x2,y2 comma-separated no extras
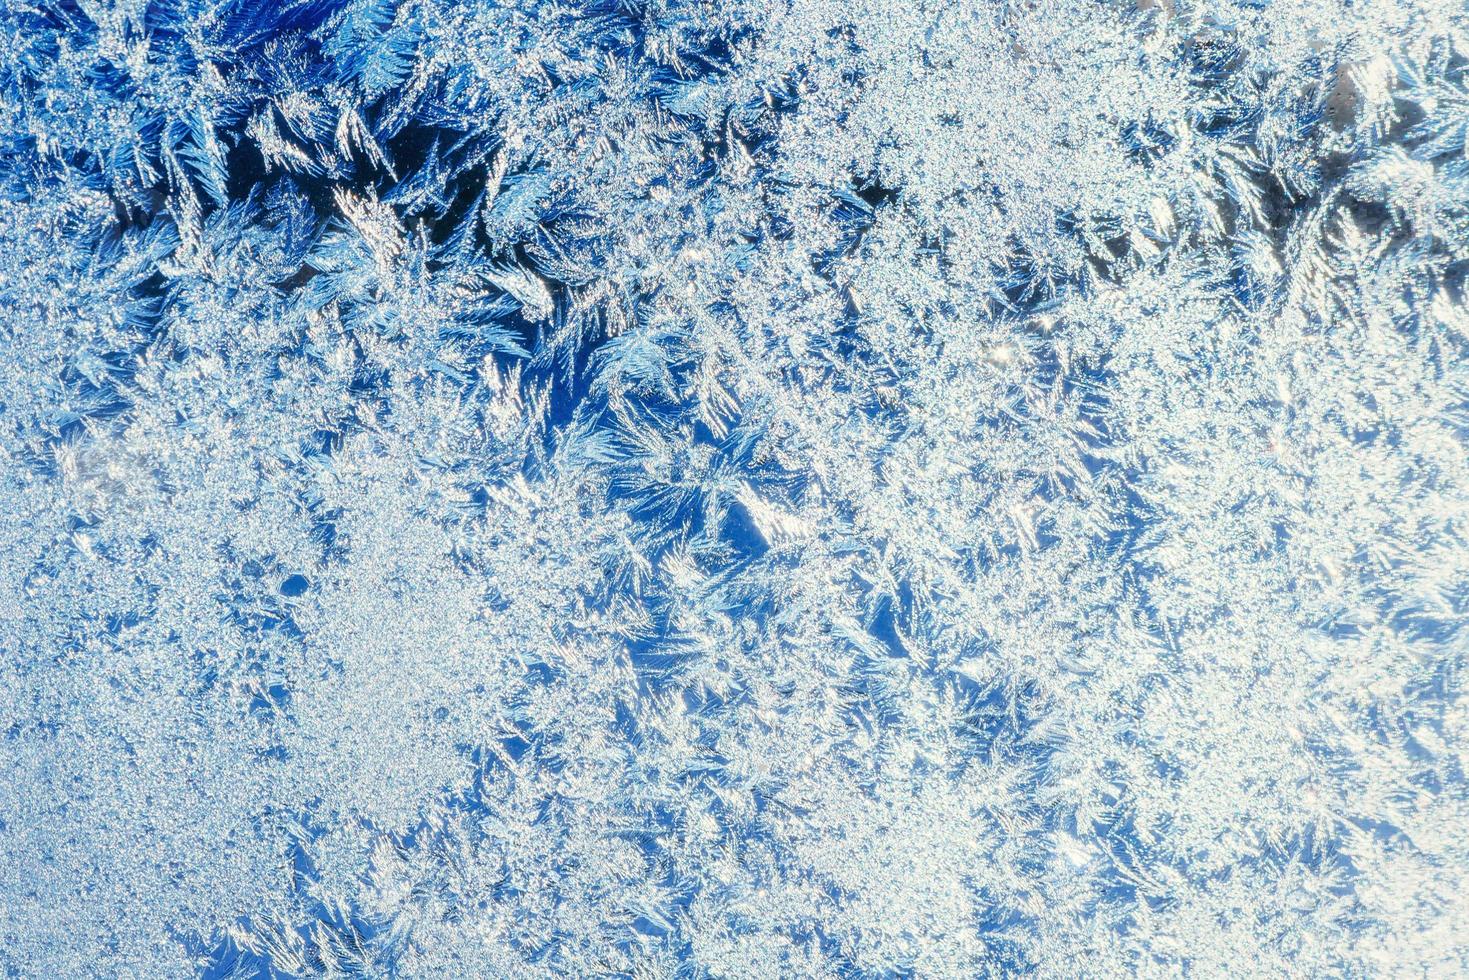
2,0,1467,976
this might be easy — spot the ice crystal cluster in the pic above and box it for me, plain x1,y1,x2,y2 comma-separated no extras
2,0,1468,975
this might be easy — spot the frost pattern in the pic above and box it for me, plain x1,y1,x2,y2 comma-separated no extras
2,0,1467,976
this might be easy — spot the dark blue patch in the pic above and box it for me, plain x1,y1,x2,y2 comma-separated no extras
279,574,309,597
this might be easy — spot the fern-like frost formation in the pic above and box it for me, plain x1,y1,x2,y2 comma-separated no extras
2,0,1467,975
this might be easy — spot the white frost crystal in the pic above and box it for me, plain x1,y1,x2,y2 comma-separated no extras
1,0,1466,975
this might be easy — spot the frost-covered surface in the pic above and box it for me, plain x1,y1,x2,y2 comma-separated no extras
2,0,1468,975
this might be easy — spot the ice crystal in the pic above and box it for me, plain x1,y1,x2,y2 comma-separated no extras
2,0,1467,975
